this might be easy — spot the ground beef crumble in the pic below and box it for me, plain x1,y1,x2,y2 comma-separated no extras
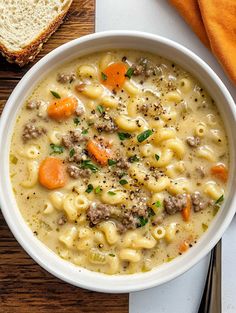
121,210,139,230
67,164,90,179
164,194,187,215
94,114,118,133
116,158,129,170
75,104,85,116
152,213,165,226
186,136,200,147
87,203,112,226
22,122,46,142
26,100,42,110
131,57,162,77
57,215,67,226
86,196,149,232
195,166,205,178
57,72,76,84
121,201,149,230
62,130,88,149
164,192,212,215
191,192,208,212
67,146,86,163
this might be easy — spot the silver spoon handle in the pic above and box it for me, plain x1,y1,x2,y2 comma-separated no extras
198,240,222,313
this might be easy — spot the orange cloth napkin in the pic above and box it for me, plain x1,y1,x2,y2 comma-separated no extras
169,0,236,85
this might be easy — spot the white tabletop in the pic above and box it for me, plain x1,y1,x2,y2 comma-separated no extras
96,1,236,312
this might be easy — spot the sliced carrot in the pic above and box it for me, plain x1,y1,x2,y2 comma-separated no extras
101,62,127,89
179,240,189,253
47,97,77,120
211,164,228,183
39,157,67,190
87,139,112,166
182,194,191,222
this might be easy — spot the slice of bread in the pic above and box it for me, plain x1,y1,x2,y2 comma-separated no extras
0,0,73,66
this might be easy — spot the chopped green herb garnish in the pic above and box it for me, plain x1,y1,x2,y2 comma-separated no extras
167,257,175,262
50,90,61,99
69,148,75,158
101,72,107,81
118,132,131,141
81,160,99,172
155,200,162,208
215,194,224,205
213,195,224,216
125,67,134,79
137,129,153,143
82,128,89,135
50,143,64,154
108,191,116,196
119,172,126,178
202,223,208,232
141,265,150,272
128,155,139,163
87,121,94,126
108,159,117,166
95,186,102,194
10,154,18,165
213,205,220,216
73,117,80,126
155,154,160,161
148,208,155,217
138,216,148,227
109,253,115,257
97,105,105,114
119,179,128,185
86,184,94,193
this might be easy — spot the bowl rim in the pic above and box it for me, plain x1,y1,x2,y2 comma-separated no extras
0,30,236,293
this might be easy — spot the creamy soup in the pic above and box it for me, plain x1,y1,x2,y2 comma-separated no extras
10,50,228,274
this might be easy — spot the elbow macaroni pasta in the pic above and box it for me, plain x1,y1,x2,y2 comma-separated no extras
77,65,97,78
48,130,62,145
195,122,207,137
79,84,103,99
196,146,216,162
179,78,192,93
164,91,182,103
20,160,38,188
19,145,40,159
63,193,79,221
152,226,166,240
119,249,141,262
99,221,119,245
123,80,140,95
59,226,77,248
204,182,224,200
116,115,140,132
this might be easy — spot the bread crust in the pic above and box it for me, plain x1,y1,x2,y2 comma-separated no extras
0,1,72,66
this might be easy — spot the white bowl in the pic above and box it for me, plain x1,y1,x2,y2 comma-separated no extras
0,31,236,293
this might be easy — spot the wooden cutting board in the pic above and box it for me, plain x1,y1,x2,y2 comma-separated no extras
0,1,128,312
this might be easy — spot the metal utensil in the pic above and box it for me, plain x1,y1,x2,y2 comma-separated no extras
197,240,222,313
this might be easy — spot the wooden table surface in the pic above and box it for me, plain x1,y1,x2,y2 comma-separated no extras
0,1,128,312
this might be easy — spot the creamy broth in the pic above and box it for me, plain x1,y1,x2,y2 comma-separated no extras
10,50,228,274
